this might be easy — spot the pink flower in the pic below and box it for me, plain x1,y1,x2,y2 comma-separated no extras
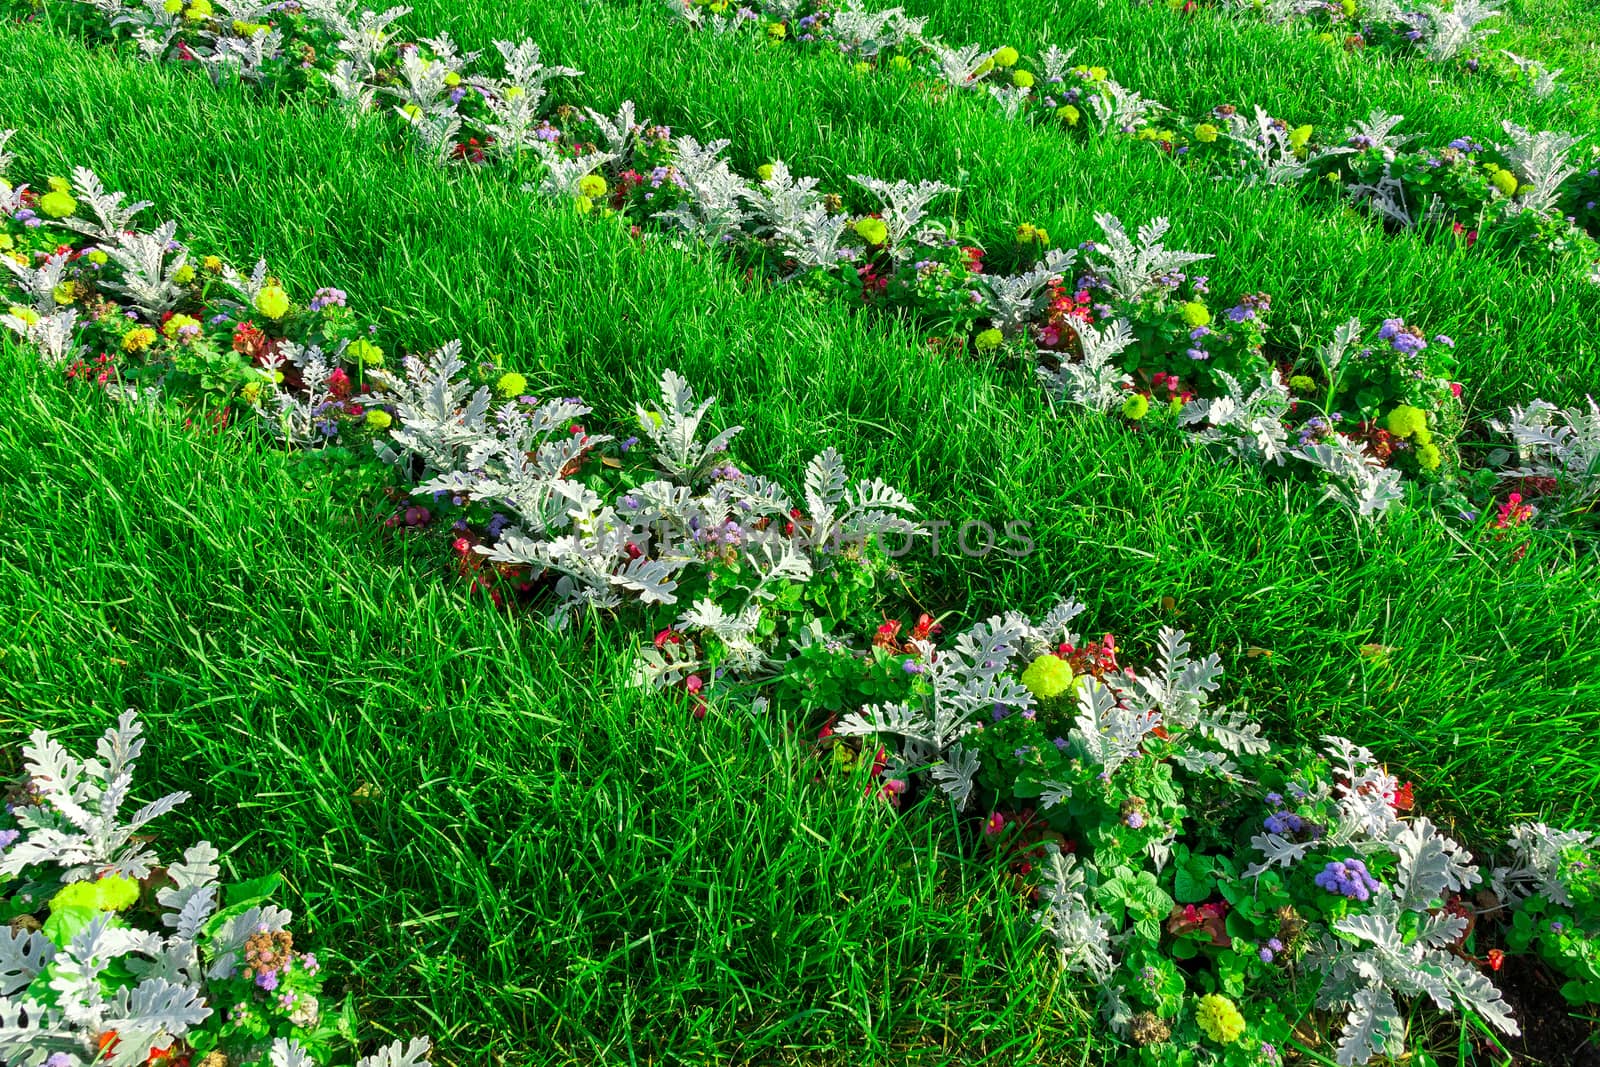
984,812,1006,837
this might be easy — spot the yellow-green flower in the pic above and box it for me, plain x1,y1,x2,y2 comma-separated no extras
1180,301,1211,328
853,60,871,74
504,86,525,100
1195,994,1245,1045
757,163,775,182
974,328,1004,353
1413,425,1433,447
497,371,528,397
173,263,196,284
854,217,889,245
1194,122,1220,143
163,0,182,12
39,178,77,219
1490,168,1519,197
1017,222,1049,245
0,234,12,251
1385,404,1427,439
254,284,290,320
51,874,140,913
640,409,664,431
1122,393,1150,420
232,18,266,33
444,70,461,87
767,21,787,39
1057,104,1081,126
993,46,1020,68
578,174,608,198
121,326,156,353
1417,443,1442,470
1020,654,1075,700
162,313,201,339
366,408,393,429
87,248,108,265
52,281,76,306
184,0,212,19
1012,70,1035,89
240,380,263,405
1341,0,1357,14
348,339,384,366
203,254,224,272
1289,124,1313,152
1288,374,1316,393
9,306,40,327
890,54,911,72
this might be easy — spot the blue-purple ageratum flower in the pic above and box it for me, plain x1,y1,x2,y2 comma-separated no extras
1125,811,1146,829
1263,812,1304,836
1315,858,1381,901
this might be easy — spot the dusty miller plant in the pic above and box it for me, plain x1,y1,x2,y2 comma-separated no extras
1491,397,1600,506
1082,214,1211,303
0,713,430,1067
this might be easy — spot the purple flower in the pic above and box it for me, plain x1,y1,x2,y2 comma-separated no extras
1265,792,1284,808
1258,947,1274,963
1263,812,1303,836
1125,811,1146,829
0,829,20,851
1314,858,1381,901
1225,305,1253,323
308,286,348,311
1267,938,1284,952
255,969,281,991
902,660,923,675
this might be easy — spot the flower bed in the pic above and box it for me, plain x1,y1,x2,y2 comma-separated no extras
5,117,1592,531
648,0,1600,281
1,712,431,1067
2,142,1598,1064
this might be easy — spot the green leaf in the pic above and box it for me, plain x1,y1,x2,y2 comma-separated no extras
42,904,98,946
224,872,282,909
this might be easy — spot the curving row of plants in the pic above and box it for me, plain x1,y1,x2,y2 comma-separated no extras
4,0,1599,532
2,140,1599,1066
644,0,1600,282
1172,0,1572,89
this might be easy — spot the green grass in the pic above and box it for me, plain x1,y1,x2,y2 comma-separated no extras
3,7,1600,1064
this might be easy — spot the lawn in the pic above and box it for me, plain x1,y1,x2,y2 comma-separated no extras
2,0,1599,1064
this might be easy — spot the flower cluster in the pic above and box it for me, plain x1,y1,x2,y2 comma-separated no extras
1315,857,1383,900
0,713,429,1067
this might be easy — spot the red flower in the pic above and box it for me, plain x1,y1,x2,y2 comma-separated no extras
1391,781,1415,811
1487,948,1505,972
653,628,683,649
873,618,903,649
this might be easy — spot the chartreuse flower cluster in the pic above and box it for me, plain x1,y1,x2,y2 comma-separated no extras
1,711,430,1067
4,141,1597,1067
653,0,1599,280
